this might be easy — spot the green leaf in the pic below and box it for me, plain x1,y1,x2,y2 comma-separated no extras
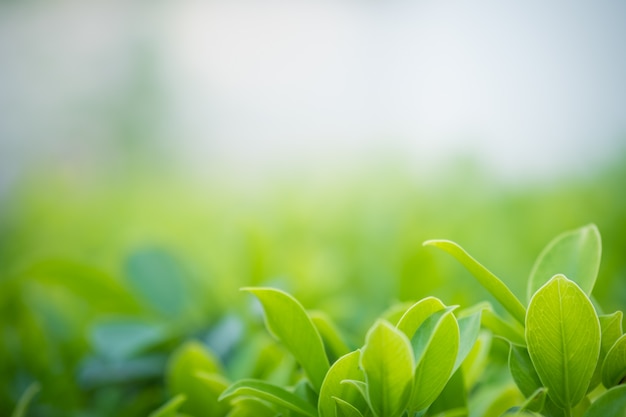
602,334,626,388
428,368,467,416
11,382,40,417
423,240,526,325
508,346,542,398
226,397,277,417
583,385,626,417
520,388,548,413
311,311,351,364
319,350,367,417
589,311,623,391
148,395,186,417
526,275,600,409
243,287,330,392
334,397,365,417
409,308,460,412
527,224,601,302
397,296,446,339
454,311,483,373
166,341,228,417
219,379,318,417
360,320,414,417
462,331,492,388
482,310,526,346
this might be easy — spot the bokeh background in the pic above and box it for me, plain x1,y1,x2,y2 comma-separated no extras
1,1,625,416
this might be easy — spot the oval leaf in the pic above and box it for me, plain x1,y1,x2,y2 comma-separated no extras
526,275,600,409
528,224,601,301
244,287,330,392
423,240,526,325
589,311,623,391
397,297,446,338
409,308,460,412
360,320,414,417
601,333,626,388
219,379,317,417
319,350,366,417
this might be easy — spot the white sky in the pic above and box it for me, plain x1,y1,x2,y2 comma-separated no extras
1,0,625,185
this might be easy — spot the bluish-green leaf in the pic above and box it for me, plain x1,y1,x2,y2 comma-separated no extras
583,385,626,417
424,240,526,325
602,333,626,388
243,287,330,392
527,224,601,301
319,350,366,417
409,308,460,412
360,320,414,417
219,379,317,417
90,318,168,360
148,395,186,417
526,275,600,409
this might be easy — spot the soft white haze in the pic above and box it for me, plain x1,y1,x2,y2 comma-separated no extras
1,0,625,186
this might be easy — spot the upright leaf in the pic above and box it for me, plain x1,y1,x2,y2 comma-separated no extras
508,346,542,398
583,385,626,417
148,395,186,417
360,320,414,417
334,397,365,417
454,311,483,373
243,287,330,392
526,275,600,409
589,311,623,391
601,334,626,388
423,240,526,325
527,224,601,301
396,297,446,338
319,351,367,417
311,311,351,364
409,308,460,412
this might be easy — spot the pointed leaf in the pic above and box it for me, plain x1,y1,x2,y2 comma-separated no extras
528,224,601,301
583,385,626,417
319,351,366,417
243,287,330,392
360,320,414,417
508,346,542,398
219,379,318,417
334,397,365,417
148,395,186,417
526,275,600,408
602,333,626,388
409,308,460,412
424,240,526,325
311,311,351,364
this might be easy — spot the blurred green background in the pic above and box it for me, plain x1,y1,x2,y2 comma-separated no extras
1,1,626,416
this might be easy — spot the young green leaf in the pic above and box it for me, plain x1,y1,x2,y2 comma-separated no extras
526,275,601,409
311,311,351,364
334,397,365,417
527,224,601,302
481,310,526,346
360,320,414,417
396,296,446,338
589,311,623,391
219,379,318,417
243,287,330,392
227,397,277,417
148,394,186,417
462,331,492,388
166,341,228,417
423,240,526,325
319,350,367,417
454,310,483,373
601,333,626,388
11,382,40,417
409,308,460,412
583,385,626,417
